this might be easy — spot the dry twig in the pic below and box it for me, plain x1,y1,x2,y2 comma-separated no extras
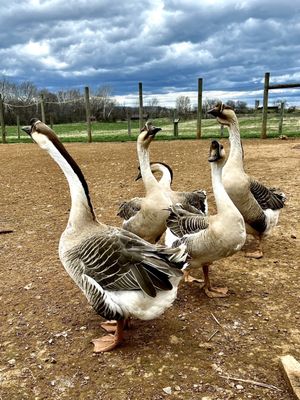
207,329,219,342
220,375,282,391
211,312,222,328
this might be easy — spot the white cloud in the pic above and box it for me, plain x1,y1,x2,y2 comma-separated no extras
0,0,299,105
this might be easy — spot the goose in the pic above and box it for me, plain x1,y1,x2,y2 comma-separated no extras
22,119,187,352
136,162,208,215
166,140,246,297
208,102,286,258
118,162,207,225
120,122,173,244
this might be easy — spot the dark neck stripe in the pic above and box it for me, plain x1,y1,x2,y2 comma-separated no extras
43,128,96,220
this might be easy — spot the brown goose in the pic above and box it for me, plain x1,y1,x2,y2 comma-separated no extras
118,162,207,231
22,119,187,352
120,122,172,244
208,102,286,258
166,140,246,297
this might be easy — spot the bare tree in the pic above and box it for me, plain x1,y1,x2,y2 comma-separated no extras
176,95,191,119
146,97,160,118
93,85,117,121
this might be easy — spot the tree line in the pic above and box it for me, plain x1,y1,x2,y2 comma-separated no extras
0,78,259,126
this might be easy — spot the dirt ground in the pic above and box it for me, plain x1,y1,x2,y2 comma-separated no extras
0,137,299,400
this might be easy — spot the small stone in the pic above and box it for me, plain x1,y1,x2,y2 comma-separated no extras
163,387,172,395
236,384,244,390
24,283,33,290
291,234,297,239
50,357,57,364
50,380,56,386
169,335,181,344
198,343,213,350
7,358,16,366
174,385,181,391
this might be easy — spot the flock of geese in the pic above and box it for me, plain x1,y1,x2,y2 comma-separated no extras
22,101,286,353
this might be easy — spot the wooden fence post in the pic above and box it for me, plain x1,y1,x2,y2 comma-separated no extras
261,72,270,139
17,115,20,139
127,108,132,136
0,94,7,144
84,86,92,143
50,114,54,130
220,125,224,137
197,78,203,139
278,102,285,136
40,94,46,123
173,119,180,137
138,82,144,132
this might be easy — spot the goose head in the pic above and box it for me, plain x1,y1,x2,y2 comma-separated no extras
137,121,161,148
207,102,236,126
208,140,226,164
22,118,59,150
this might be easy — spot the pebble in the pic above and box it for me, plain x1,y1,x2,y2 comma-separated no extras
7,358,16,366
236,384,244,390
163,386,172,395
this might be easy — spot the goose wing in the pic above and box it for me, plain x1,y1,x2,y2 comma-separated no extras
177,190,207,214
166,205,209,238
67,228,185,299
249,178,286,210
117,197,142,220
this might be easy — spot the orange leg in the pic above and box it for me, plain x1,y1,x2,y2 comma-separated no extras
183,269,204,284
202,264,228,298
245,237,263,259
92,320,124,352
101,319,130,333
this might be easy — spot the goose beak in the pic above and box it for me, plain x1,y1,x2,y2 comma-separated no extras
207,101,224,117
22,126,32,136
149,127,162,136
208,140,222,162
140,122,162,138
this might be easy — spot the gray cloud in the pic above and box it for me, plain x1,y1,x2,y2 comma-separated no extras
0,0,299,105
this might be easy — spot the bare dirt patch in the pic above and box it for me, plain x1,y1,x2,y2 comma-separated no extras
0,137,299,399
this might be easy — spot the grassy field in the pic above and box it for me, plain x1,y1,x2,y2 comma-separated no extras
3,113,300,143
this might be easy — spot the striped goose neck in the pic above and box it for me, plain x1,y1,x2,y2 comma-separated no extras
137,143,158,191
227,119,244,170
44,135,96,225
211,162,235,215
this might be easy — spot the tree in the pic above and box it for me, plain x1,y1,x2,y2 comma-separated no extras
93,85,117,121
176,95,191,119
146,97,160,118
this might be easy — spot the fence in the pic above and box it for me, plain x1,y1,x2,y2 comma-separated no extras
1,74,300,143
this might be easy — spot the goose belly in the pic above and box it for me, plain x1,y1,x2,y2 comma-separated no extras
186,221,246,263
109,276,181,320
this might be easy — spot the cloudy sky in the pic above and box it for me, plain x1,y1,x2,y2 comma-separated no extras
1,0,300,107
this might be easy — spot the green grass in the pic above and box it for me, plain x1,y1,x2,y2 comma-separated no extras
3,114,300,143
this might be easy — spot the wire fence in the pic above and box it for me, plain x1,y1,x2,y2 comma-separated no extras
1,74,300,143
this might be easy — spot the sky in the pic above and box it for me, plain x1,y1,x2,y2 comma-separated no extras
0,0,300,107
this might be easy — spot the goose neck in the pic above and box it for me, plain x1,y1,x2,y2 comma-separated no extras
158,165,172,189
211,162,233,214
137,143,158,191
227,119,244,169
45,139,96,228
